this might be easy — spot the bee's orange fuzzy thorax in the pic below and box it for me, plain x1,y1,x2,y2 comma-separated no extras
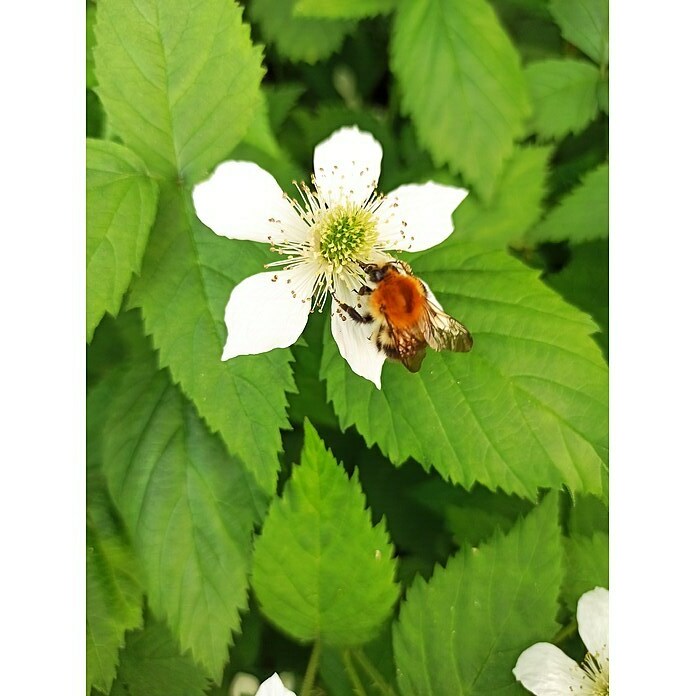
369,270,427,330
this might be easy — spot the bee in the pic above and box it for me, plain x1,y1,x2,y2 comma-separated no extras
334,260,473,372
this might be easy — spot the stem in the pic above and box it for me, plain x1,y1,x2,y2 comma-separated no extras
341,649,368,696
352,649,398,696
553,618,578,645
300,641,321,696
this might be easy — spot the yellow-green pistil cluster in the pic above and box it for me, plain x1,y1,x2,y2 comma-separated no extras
316,203,378,269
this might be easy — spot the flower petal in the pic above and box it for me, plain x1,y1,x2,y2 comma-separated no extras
376,181,468,252
193,160,305,243
577,587,609,664
330,285,385,388
230,672,260,696
255,672,297,696
313,126,382,207
513,642,587,695
222,269,312,359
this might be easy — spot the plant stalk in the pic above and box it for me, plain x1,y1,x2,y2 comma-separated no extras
300,641,321,696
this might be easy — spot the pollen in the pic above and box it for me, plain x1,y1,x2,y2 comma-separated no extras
315,203,378,269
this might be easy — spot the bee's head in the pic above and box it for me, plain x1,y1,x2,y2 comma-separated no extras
360,262,389,283
360,260,411,283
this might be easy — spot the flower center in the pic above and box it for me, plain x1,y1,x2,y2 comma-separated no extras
580,651,609,695
315,203,377,268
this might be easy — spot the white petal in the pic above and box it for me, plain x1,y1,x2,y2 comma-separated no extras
255,673,297,696
376,181,468,252
313,126,382,207
193,160,305,243
230,672,260,696
222,269,312,359
577,587,609,665
330,285,385,388
513,643,587,695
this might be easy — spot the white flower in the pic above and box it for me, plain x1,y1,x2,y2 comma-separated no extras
255,673,296,696
193,126,467,388
513,587,609,695
229,672,296,696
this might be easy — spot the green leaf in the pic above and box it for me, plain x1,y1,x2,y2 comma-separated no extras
252,421,399,646
110,619,210,696
527,162,608,244
453,145,552,248
264,84,305,133
562,532,608,614
437,486,533,549
102,354,268,680
94,0,263,183
391,0,531,201
294,0,395,19
321,242,608,499
549,0,609,67
242,93,283,161
86,139,158,342
249,0,356,64
129,183,294,494
87,383,144,695
525,59,600,140
545,240,608,357
598,74,609,113
567,493,609,537
393,493,563,694
86,2,97,88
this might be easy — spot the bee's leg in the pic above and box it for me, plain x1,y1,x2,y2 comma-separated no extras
353,285,373,296
332,295,373,324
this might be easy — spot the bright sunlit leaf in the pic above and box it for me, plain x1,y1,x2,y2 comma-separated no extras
252,421,399,646
527,162,608,244
391,0,531,201
86,139,158,341
94,0,263,183
525,59,601,140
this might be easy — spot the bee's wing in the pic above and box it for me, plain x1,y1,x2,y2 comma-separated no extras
419,284,473,353
383,321,427,372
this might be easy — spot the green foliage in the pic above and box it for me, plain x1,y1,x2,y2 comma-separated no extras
252,422,399,646
87,382,144,695
391,0,531,201
525,59,601,140
392,493,563,694
322,241,608,499
129,184,294,494
568,493,609,538
545,240,609,356
110,619,210,696
94,0,294,491
527,163,609,244
294,0,395,19
249,0,356,64
102,351,268,680
453,145,552,248
86,0,609,687
549,0,609,67
86,2,97,88
94,0,263,183
86,139,158,341
562,532,609,613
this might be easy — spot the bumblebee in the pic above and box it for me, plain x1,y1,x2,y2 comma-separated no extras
334,260,473,372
